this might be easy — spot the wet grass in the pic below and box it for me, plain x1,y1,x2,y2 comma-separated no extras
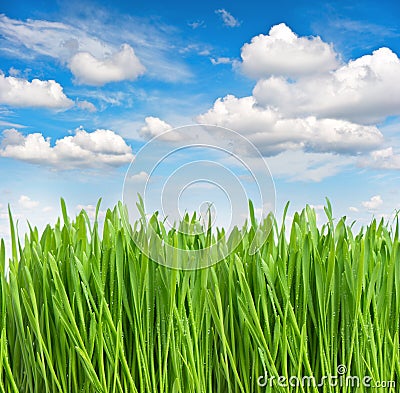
0,199,399,392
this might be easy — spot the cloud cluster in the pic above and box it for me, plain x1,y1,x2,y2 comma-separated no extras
1,16,145,87
133,23,400,181
193,24,400,168
69,44,145,86
0,14,190,85
0,73,73,109
362,195,383,211
0,128,133,169
197,94,383,156
253,47,400,124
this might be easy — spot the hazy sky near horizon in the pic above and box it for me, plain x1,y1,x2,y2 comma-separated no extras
1,0,400,243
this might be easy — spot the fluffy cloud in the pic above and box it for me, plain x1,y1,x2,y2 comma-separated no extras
197,95,383,156
241,23,339,79
69,44,145,86
140,116,172,139
360,147,400,169
253,48,400,124
0,73,73,109
129,171,150,182
215,9,240,28
1,128,25,145
362,195,383,211
0,128,133,169
18,195,39,209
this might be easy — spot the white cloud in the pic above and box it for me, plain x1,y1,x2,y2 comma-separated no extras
349,206,359,212
0,73,73,109
215,9,240,28
197,95,382,155
0,14,191,84
253,47,400,124
360,147,400,170
188,21,205,29
241,23,339,79
69,44,145,86
140,116,172,139
179,43,212,56
210,57,233,65
0,120,27,128
362,195,383,211
77,90,133,108
0,15,98,60
1,128,25,146
18,195,39,209
129,171,149,182
76,100,97,112
8,66,19,76
0,128,133,169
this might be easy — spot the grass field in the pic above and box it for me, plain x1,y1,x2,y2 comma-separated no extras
0,199,399,392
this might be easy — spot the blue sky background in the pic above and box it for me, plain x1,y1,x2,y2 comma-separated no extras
1,0,400,245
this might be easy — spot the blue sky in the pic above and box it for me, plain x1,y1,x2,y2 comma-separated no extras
1,0,400,244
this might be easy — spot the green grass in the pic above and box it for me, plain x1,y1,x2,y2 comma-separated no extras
0,199,399,392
